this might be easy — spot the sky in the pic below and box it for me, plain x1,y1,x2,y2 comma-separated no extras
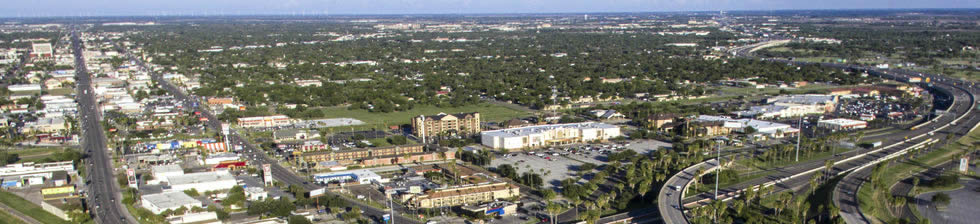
2,0,978,17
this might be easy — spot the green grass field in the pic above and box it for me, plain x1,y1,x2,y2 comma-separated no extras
0,191,70,224
0,210,27,224
317,103,531,130
6,147,70,162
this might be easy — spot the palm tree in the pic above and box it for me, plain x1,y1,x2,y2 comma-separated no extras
546,201,563,224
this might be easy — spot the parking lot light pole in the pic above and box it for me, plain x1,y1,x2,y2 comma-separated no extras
795,116,802,162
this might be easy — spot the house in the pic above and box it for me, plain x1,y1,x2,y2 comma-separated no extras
590,109,625,120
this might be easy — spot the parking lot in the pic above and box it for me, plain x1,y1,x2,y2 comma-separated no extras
490,139,672,191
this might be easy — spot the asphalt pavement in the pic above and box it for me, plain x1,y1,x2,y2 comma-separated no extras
72,28,136,224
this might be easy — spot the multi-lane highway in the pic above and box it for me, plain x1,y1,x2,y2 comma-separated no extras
109,38,420,224
72,28,134,224
651,39,980,224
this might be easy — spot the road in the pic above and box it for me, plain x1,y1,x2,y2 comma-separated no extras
648,39,980,224
111,40,421,224
654,159,718,224
72,28,135,224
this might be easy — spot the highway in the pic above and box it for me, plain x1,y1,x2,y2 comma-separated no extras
834,74,980,224
651,39,980,224
72,29,135,224
109,39,420,224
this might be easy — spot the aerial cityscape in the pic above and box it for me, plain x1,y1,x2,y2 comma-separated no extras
0,2,978,224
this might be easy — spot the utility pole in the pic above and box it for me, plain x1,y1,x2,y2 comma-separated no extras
796,116,802,162
714,142,720,200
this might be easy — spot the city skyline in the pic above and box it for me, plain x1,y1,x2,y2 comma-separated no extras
2,0,978,18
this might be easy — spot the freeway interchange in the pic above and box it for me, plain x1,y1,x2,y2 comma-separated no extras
655,40,980,224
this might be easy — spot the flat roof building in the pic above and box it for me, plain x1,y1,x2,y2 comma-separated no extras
313,169,384,185
149,164,184,185
409,182,520,209
817,118,868,132
481,122,621,150
141,191,202,214
167,171,238,192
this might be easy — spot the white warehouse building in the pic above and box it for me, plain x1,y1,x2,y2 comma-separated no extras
167,170,238,192
141,191,203,214
481,122,621,150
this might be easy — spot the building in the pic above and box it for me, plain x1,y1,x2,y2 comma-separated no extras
30,42,53,58
734,103,829,119
204,153,240,165
207,97,234,105
141,191,202,214
766,94,837,110
481,122,621,150
817,118,868,132
412,112,481,142
299,144,442,166
167,212,221,224
24,117,69,133
166,171,238,192
244,186,269,201
0,161,75,181
409,182,520,209
697,115,799,139
590,109,625,120
273,129,320,142
647,113,677,129
462,201,518,217
149,164,184,185
237,115,292,128
313,169,384,185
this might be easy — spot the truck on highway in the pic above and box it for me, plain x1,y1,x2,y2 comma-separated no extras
871,141,883,148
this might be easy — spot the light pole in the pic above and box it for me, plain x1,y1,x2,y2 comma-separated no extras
714,142,720,201
796,116,802,162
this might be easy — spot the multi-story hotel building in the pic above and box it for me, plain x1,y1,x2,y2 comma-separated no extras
409,182,520,209
412,112,481,143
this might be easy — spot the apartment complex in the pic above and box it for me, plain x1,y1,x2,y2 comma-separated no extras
409,182,520,208
237,115,292,128
412,112,481,142
481,122,621,150
296,144,455,166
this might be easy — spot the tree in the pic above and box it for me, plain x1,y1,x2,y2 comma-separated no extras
540,189,557,201
931,193,951,209
546,202,563,224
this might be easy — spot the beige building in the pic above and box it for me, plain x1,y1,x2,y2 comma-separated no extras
412,112,481,142
409,182,519,208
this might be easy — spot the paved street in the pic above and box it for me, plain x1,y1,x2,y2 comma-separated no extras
72,28,135,224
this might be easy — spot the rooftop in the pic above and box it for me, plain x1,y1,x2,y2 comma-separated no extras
482,122,618,138
142,191,200,209
151,164,183,174
766,94,837,105
167,171,236,186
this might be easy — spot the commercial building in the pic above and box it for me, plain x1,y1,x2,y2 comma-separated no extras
462,201,518,217
237,115,292,128
734,103,829,119
817,118,868,132
273,129,320,142
141,191,203,214
480,122,621,150
149,164,184,185
313,169,384,185
409,182,520,208
0,161,75,180
166,170,238,192
167,212,221,224
30,42,53,58
697,115,799,139
412,112,481,142
203,153,240,165
766,94,837,110
297,144,425,163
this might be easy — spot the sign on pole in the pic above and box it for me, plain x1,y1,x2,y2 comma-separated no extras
126,168,138,188
263,164,273,186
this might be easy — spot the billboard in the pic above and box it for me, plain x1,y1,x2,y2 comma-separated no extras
127,168,138,188
960,156,970,173
263,164,273,186
309,188,326,197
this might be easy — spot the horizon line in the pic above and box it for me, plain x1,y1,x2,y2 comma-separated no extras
1,7,978,19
